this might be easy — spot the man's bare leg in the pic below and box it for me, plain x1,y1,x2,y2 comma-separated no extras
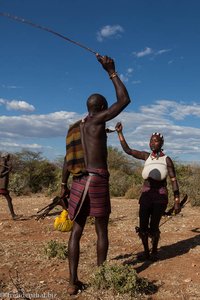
4,194,17,219
95,215,109,266
68,217,87,295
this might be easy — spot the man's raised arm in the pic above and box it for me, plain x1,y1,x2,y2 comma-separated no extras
97,54,131,120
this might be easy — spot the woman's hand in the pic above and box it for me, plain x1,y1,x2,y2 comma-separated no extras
115,122,123,132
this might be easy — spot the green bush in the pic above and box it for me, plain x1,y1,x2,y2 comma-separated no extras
10,150,61,195
172,162,200,206
7,149,200,207
109,169,133,197
125,182,141,199
91,262,157,297
10,173,30,196
44,240,68,260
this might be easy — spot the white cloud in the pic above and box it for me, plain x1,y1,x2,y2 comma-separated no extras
0,141,44,149
119,68,134,82
97,25,124,42
140,100,200,120
6,100,35,111
119,74,129,82
155,49,171,55
127,68,133,74
132,80,141,84
0,111,84,138
133,47,153,57
0,98,6,105
1,84,22,89
106,101,200,162
0,101,200,161
133,47,171,58
0,98,35,112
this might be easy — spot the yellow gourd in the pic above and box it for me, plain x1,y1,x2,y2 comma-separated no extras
54,209,73,232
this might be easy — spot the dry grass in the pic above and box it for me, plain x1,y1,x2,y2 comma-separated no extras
0,194,200,299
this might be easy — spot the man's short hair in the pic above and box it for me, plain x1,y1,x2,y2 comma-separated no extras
87,94,108,112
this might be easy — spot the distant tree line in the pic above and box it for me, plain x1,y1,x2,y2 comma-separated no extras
5,148,200,206
9,150,63,196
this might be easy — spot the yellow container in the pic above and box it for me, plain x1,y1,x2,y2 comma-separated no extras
54,210,73,232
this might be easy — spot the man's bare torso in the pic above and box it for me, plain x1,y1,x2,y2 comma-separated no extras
81,117,108,170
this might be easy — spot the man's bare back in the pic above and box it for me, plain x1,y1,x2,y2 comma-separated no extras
81,117,108,169
61,54,131,296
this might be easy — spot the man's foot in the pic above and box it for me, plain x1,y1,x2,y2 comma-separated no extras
67,284,79,296
67,280,84,296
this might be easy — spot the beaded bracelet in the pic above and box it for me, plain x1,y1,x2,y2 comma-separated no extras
109,72,118,79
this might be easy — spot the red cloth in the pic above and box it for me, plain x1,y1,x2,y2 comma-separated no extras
68,169,110,220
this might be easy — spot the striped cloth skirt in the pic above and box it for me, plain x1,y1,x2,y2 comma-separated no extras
68,170,111,220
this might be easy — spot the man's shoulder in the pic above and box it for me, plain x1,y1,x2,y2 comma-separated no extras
68,120,82,131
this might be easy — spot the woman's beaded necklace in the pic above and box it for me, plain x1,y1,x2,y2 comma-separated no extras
150,151,164,160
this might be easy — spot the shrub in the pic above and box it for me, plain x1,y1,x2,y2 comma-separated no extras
171,162,200,207
109,169,133,197
8,149,200,207
11,150,61,195
125,182,142,199
44,240,68,260
91,262,157,297
10,173,30,196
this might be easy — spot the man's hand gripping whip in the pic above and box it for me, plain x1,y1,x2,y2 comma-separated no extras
0,12,100,57
36,196,69,220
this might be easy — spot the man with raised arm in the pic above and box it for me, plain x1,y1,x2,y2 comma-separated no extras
61,54,131,295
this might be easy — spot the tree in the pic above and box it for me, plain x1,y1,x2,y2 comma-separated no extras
10,150,60,194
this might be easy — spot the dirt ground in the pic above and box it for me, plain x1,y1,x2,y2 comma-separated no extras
0,194,200,300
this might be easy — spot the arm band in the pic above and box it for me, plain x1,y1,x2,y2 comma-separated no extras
109,72,118,79
171,177,177,182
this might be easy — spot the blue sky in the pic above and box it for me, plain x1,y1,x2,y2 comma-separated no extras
0,0,200,162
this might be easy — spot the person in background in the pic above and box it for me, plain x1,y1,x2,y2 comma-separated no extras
115,122,181,261
61,54,131,295
0,152,20,220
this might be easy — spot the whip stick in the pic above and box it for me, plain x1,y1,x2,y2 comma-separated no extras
0,12,99,56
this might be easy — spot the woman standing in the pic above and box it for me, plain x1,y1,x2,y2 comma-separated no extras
115,122,181,261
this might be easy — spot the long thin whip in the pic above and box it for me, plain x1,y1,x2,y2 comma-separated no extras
0,12,99,56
